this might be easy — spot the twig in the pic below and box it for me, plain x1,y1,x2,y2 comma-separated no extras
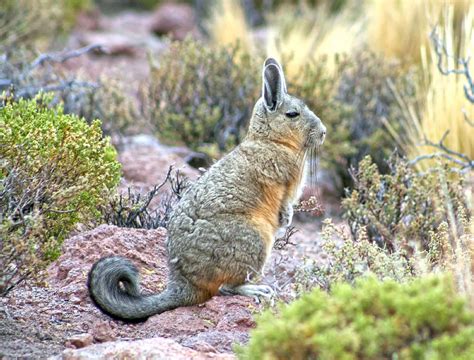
462,109,473,127
409,130,473,171
29,44,107,70
274,226,298,250
430,27,474,103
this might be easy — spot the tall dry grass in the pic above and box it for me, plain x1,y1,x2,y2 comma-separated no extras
367,0,472,66
205,0,254,52
266,2,363,79
386,5,474,169
206,0,363,81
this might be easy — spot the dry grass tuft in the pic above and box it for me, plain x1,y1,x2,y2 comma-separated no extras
205,0,254,52
386,5,474,170
367,0,472,66
266,3,363,79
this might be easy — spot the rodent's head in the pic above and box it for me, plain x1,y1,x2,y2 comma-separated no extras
247,58,326,150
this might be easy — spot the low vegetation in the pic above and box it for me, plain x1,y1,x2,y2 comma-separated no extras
0,95,120,295
147,38,260,155
239,275,474,360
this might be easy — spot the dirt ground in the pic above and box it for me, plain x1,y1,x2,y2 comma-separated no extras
0,220,327,359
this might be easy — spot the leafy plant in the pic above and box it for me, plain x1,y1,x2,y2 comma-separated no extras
146,38,261,155
343,155,467,254
294,219,418,295
0,0,91,51
0,95,121,295
336,51,413,182
239,275,474,360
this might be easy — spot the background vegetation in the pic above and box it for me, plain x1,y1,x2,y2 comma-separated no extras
1,0,473,358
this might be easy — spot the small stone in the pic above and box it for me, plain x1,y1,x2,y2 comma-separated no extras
91,320,116,343
69,295,82,304
66,333,93,349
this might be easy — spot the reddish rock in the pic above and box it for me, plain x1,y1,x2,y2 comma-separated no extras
149,3,197,40
90,320,116,343
118,141,201,189
60,337,235,360
47,225,169,302
65,333,93,349
39,224,259,354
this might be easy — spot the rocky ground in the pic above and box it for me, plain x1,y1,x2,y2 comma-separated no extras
1,137,331,359
1,4,335,358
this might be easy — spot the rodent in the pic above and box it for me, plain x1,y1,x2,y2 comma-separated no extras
87,58,326,322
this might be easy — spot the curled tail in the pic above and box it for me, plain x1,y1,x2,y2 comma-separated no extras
87,256,199,322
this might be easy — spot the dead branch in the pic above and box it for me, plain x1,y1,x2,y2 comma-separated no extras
274,226,298,250
29,44,106,70
430,27,474,104
409,130,474,171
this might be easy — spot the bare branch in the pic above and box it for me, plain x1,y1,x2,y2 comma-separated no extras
462,109,474,127
430,27,474,104
274,226,298,250
409,130,473,171
29,44,107,70
15,79,98,99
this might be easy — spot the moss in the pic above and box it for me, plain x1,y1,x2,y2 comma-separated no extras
238,275,474,360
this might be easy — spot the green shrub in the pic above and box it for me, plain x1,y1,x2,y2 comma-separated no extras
342,155,467,254
239,275,474,360
0,95,121,295
147,38,261,155
0,0,91,51
294,219,418,294
335,51,413,187
78,76,141,139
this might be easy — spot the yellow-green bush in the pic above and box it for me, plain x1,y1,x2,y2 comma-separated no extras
0,95,121,295
239,275,474,360
294,219,417,294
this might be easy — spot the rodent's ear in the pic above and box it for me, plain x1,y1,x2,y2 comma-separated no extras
262,58,286,112
263,58,287,93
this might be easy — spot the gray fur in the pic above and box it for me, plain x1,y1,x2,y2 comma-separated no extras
87,58,326,321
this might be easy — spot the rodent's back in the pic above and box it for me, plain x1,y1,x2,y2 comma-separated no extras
169,139,300,229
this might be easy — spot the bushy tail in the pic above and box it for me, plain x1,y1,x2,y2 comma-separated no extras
87,256,196,322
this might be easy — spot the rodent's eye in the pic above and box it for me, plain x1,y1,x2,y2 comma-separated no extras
285,111,300,119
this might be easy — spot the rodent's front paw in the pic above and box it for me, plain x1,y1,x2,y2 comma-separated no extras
278,204,294,228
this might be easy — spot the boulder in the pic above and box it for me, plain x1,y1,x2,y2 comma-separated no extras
149,3,197,40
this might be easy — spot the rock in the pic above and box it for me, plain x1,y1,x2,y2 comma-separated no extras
149,3,197,40
60,337,235,359
184,151,213,169
47,225,169,302
69,295,82,305
76,31,141,56
118,141,200,189
65,333,93,349
90,320,116,343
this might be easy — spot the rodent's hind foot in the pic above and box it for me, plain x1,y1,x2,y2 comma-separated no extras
219,284,274,304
